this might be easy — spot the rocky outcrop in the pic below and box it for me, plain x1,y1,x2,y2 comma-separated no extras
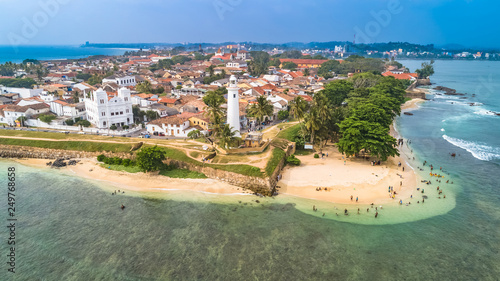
434,86,466,96
416,79,431,86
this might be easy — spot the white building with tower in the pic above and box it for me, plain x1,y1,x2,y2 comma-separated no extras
84,87,133,129
226,75,241,137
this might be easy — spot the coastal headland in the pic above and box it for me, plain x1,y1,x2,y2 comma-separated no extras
3,99,434,210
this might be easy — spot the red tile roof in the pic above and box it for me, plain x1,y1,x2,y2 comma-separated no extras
382,71,418,80
280,59,328,65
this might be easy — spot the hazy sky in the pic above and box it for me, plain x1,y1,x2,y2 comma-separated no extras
0,0,498,48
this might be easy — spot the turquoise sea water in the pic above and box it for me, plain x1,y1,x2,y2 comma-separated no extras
0,45,129,64
0,60,499,280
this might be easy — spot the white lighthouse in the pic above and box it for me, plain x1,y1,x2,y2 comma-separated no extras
227,75,241,137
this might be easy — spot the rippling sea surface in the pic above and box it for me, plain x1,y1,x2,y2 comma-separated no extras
0,45,128,64
1,60,499,280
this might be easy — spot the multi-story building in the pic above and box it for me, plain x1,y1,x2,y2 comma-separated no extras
84,88,133,129
102,74,137,87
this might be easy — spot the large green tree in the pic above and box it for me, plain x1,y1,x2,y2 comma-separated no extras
136,80,153,93
321,79,354,106
337,117,398,160
202,91,225,137
248,96,274,124
416,60,435,79
317,60,341,78
282,61,298,70
136,146,166,172
218,123,237,149
248,51,270,76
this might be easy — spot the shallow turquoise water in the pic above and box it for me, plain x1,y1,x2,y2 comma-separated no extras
1,60,499,280
0,45,128,63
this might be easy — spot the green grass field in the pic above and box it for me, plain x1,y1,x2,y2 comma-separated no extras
159,169,207,179
0,138,134,153
264,148,286,176
100,164,142,173
276,124,301,141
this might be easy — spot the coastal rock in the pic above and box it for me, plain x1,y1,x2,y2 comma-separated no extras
51,158,67,168
434,86,466,96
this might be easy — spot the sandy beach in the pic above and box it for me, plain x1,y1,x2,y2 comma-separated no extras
402,98,425,111
278,99,423,206
11,100,423,206
15,158,248,196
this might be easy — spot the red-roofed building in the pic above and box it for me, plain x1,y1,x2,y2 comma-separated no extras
279,59,328,68
382,71,418,81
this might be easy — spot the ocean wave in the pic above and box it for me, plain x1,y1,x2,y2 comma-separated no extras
442,135,500,161
473,108,497,116
441,128,445,132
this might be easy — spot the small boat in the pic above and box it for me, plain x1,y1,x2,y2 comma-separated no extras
403,112,414,116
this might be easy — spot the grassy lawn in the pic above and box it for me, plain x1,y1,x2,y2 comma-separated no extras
100,164,142,173
189,151,200,158
0,138,134,153
100,163,207,179
0,129,137,142
264,148,286,176
160,147,264,177
276,124,301,141
160,169,207,179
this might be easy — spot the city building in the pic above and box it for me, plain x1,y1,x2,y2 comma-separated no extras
102,74,137,87
84,88,133,129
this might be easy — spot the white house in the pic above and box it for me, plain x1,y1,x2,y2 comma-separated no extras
2,103,51,126
84,88,133,129
226,60,248,68
262,75,282,84
131,93,158,107
102,74,137,87
49,99,85,118
146,116,199,137
0,86,42,99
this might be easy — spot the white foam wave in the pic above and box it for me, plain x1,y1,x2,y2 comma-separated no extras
442,135,500,161
473,108,497,116
441,128,445,132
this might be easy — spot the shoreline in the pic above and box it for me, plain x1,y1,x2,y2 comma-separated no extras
13,158,254,197
7,99,427,208
277,98,426,206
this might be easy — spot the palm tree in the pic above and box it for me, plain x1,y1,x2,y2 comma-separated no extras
218,124,237,149
248,96,273,125
304,108,322,144
289,96,309,137
202,91,225,138
289,96,308,121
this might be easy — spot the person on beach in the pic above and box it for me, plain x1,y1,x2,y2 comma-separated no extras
402,167,405,172
356,197,358,202
350,195,353,201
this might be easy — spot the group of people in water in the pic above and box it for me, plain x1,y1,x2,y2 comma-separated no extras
307,137,456,220
111,190,126,210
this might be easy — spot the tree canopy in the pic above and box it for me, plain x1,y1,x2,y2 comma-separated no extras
136,146,166,172
416,60,435,79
